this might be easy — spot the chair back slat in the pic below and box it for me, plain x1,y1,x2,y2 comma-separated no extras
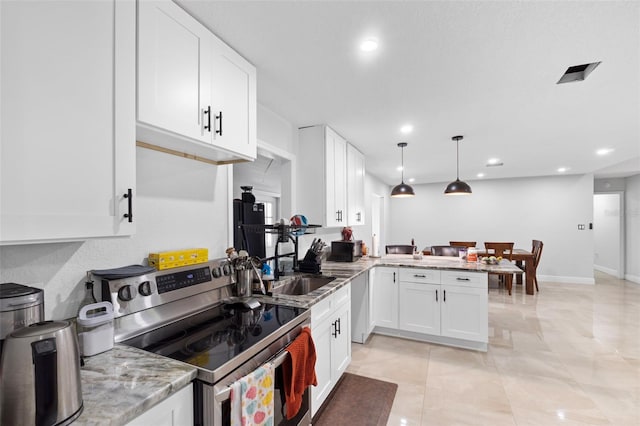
385,245,415,254
431,245,466,256
484,242,514,260
449,241,476,248
532,240,544,268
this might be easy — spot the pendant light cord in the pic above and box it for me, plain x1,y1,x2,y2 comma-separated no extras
401,145,405,183
456,139,460,180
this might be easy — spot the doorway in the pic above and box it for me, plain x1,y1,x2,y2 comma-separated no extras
593,192,625,278
371,194,384,255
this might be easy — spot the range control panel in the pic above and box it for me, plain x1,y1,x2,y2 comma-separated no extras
96,258,235,318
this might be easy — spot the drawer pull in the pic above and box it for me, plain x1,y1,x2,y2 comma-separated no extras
456,277,470,281
414,274,426,278
435,289,438,302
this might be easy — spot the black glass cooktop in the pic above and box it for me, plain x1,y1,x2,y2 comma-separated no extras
123,302,306,374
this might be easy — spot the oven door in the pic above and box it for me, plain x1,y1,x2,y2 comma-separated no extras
212,347,311,426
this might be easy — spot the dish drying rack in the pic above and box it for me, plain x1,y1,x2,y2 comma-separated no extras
240,223,323,279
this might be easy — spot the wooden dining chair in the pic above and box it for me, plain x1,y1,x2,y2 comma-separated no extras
484,242,515,294
530,240,543,292
449,241,476,248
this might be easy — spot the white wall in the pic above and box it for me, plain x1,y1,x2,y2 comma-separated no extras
0,148,231,320
388,174,595,284
625,174,640,283
593,193,622,276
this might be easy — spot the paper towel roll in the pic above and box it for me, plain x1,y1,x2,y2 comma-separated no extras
372,234,379,257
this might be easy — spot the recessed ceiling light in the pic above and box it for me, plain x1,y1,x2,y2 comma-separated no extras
408,178,415,183
477,173,485,178
400,124,413,134
360,38,378,52
596,148,614,156
557,167,568,173
487,158,500,165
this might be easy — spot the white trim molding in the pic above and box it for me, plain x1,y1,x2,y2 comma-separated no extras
538,275,596,285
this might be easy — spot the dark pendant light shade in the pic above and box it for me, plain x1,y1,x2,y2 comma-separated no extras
444,135,472,195
391,142,415,197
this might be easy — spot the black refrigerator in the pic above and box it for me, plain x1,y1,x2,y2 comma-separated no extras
233,199,266,259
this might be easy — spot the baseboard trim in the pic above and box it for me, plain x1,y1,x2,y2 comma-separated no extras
624,274,640,284
594,264,619,276
538,275,595,285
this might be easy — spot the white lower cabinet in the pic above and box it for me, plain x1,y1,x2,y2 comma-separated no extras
351,272,375,344
311,284,351,417
372,267,488,351
126,383,193,426
371,267,398,329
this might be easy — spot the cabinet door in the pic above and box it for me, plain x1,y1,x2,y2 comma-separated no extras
126,383,193,426
310,318,332,417
346,144,365,226
210,39,257,160
371,267,398,329
440,284,488,343
350,274,370,344
331,301,352,381
137,0,210,143
399,282,441,335
325,127,347,227
1,0,135,243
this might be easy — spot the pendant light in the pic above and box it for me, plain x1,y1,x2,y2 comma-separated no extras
391,142,415,197
444,135,472,195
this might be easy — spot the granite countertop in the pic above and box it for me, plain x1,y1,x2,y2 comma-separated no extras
256,254,522,308
75,345,197,426
75,255,518,423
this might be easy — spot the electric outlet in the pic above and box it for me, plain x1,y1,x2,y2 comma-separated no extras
577,224,585,230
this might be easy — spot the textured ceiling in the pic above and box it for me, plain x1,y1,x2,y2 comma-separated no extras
176,0,640,185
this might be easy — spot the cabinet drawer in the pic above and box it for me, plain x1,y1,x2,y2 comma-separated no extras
333,283,350,307
399,268,440,284
441,270,487,288
312,295,333,326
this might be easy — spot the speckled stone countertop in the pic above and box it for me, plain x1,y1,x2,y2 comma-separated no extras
75,255,519,423
257,254,522,309
75,344,197,425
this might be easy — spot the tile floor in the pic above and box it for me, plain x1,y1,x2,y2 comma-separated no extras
347,272,640,425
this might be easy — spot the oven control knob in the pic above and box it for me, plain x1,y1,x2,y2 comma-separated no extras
138,281,152,297
212,267,222,278
222,264,232,276
117,285,135,302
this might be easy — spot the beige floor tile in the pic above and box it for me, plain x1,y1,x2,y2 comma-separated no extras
345,271,640,426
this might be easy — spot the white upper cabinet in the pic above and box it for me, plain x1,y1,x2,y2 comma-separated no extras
298,125,348,227
137,0,256,163
0,0,136,244
346,144,365,226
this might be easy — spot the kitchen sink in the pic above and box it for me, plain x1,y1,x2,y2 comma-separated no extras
269,275,336,296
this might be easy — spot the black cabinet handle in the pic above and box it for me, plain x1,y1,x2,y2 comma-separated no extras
356,212,361,222
456,277,470,281
123,188,133,222
414,274,426,278
204,106,211,132
337,317,341,335
215,111,223,135
443,290,446,302
331,320,338,338
436,289,438,302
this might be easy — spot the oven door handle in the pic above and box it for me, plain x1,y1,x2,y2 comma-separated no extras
214,349,290,402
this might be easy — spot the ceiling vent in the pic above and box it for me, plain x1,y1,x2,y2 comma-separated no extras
557,61,601,84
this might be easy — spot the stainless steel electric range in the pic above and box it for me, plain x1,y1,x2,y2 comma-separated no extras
95,259,311,426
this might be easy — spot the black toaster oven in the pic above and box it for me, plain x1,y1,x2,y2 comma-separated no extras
329,240,363,262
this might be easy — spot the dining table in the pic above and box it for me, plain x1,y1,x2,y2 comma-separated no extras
421,247,536,295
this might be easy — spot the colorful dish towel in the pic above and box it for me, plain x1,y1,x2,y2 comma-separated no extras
230,364,275,426
283,327,317,419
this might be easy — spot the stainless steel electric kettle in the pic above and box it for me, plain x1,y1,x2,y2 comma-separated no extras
0,320,83,425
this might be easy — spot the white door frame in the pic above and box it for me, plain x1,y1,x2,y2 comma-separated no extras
593,191,625,279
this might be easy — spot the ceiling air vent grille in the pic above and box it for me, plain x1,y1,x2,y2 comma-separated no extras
557,61,601,84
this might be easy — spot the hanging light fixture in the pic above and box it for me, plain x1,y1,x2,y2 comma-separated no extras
444,135,472,195
391,142,415,197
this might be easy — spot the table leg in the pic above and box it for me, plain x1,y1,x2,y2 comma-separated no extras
525,258,534,295
516,260,523,285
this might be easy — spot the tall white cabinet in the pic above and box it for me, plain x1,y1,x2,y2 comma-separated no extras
0,0,136,244
297,125,366,227
137,0,256,163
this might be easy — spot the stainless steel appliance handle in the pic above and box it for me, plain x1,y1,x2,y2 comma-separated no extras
214,349,291,402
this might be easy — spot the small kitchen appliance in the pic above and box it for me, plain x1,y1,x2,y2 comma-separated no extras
77,301,114,356
329,240,363,262
95,258,311,425
0,320,83,426
0,282,44,350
